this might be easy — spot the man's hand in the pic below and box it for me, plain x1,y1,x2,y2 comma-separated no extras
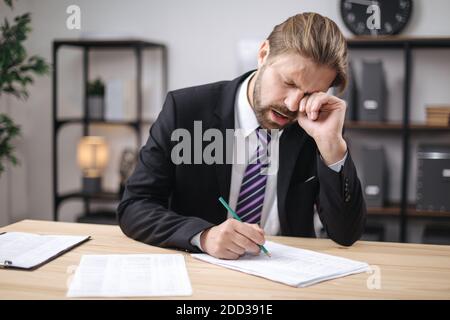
297,92,347,165
200,219,265,260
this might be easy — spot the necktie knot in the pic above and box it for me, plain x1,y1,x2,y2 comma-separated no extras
256,127,271,145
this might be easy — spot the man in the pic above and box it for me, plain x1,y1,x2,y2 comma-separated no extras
117,12,366,260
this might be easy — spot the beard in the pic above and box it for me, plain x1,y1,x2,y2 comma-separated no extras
251,65,298,130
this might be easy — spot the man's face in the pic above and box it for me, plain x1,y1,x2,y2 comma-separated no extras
252,52,337,130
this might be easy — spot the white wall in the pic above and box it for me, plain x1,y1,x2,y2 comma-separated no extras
1,0,450,225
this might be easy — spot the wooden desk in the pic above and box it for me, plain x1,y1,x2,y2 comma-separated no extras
1,220,449,299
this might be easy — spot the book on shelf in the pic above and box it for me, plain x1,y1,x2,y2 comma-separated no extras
425,105,450,126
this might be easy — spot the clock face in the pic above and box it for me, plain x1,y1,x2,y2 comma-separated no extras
340,0,413,36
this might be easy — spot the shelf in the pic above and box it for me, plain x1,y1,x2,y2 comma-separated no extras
410,208,450,218
367,205,401,216
345,121,403,130
76,210,118,225
367,204,450,218
408,123,450,131
55,118,154,129
52,38,167,222
347,36,450,49
54,39,166,49
345,121,450,131
57,191,121,204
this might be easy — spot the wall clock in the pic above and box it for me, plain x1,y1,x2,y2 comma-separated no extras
340,0,413,36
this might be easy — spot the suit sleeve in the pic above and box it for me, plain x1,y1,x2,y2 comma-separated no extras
315,150,367,246
117,92,214,252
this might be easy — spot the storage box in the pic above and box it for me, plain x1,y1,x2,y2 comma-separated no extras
362,146,387,207
416,145,450,212
358,60,387,122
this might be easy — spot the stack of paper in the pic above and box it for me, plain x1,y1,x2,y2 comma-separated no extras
67,254,192,297
192,241,369,287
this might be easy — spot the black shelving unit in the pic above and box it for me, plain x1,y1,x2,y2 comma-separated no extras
52,39,168,222
345,37,450,242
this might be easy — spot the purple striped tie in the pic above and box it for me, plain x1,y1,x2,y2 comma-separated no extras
235,127,271,224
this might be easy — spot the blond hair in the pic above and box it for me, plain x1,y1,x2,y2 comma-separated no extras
267,12,348,94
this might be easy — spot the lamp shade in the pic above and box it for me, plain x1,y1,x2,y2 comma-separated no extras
77,136,109,178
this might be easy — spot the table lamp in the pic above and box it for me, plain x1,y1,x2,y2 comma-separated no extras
77,136,109,193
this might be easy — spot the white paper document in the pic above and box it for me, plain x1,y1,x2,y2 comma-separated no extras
0,232,90,270
67,254,192,297
192,241,369,287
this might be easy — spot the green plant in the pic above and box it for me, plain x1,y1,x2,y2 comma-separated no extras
87,78,105,96
0,113,20,173
0,0,49,175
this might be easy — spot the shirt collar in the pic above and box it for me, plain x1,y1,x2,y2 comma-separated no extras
235,71,259,138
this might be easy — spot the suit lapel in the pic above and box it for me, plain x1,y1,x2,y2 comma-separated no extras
277,124,309,234
210,70,309,230
212,70,255,202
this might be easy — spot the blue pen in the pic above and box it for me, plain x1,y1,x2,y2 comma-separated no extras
218,197,271,257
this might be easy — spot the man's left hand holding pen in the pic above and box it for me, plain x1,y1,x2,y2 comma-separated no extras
200,220,266,260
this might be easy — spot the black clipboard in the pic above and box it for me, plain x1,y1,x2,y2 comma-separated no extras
0,232,91,270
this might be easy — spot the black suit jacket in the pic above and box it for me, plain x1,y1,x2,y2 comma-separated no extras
117,71,366,252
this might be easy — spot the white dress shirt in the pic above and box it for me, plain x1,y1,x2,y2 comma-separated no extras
190,72,347,251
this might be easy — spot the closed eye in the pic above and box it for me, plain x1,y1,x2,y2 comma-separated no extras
284,81,296,87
